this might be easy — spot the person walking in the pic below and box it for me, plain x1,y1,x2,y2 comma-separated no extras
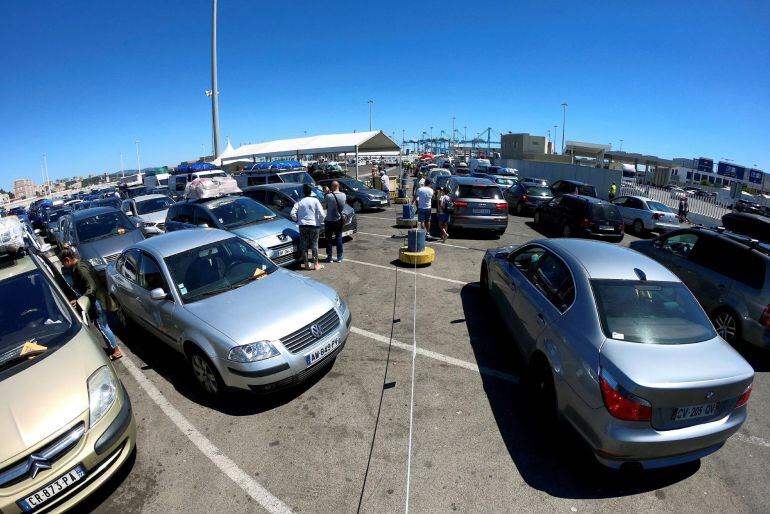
380,169,391,206
438,186,453,243
323,180,347,263
414,178,434,236
609,181,617,200
60,247,122,360
291,183,325,271
678,195,689,223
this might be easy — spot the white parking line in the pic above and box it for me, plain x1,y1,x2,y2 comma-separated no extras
734,433,770,449
343,258,469,285
356,231,473,251
356,215,397,221
350,326,519,384
119,354,294,514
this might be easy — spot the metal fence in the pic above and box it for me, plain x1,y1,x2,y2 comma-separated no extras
619,183,730,226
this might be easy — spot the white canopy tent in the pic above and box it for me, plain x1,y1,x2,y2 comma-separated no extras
213,130,402,178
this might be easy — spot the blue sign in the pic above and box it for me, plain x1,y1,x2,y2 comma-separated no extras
717,161,746,180
748,168,764,185
696,158,713,173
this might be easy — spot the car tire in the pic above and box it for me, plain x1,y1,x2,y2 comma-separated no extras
562,224,572,238
712,309,741,344
633,219,645,235
188,348,226,398
527,356,558,428
533,211,542,228
516,202,524,216
113,297,132,330
352,200,364,213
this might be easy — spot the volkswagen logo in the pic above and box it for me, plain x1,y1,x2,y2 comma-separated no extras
26,454,52,479
278,233,288,242
705,391,715,401
310,324,323,338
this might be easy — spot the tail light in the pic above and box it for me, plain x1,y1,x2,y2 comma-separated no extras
453,201,468,208
736,384,752,408
759,305,770,327
521,194,529,202
581,217,590,228
495,203,508,211
600,370,652,421
620,223,624,233
652,212,663,220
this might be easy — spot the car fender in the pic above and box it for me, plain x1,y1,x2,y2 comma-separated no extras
178,324,230,366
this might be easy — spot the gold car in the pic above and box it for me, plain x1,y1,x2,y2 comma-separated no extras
0,251,136,513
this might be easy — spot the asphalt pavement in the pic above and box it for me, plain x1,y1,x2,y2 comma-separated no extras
78,202,770,514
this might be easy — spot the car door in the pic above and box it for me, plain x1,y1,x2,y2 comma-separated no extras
110,249,143,318
625,197,647,225
490,246,547,338
685,236,736,314
166,203,194,231
610,197,629,224
540,196,562,229
135,251,180,346
647,231,701,289
513,251,572,355
193,206,218,229
269,192,293,218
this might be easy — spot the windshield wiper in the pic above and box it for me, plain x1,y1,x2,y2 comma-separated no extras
186,285,234,301
0,342,48,371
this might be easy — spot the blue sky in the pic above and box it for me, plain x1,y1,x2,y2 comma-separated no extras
2,0,769,189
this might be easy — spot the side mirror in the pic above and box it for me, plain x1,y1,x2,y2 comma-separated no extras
150,288,168,301
652,239,663,249
76,296,91,324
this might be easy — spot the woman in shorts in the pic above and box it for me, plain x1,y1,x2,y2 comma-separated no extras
438,187,452,243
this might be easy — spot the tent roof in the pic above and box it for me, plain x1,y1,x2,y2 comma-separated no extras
213,131,400,165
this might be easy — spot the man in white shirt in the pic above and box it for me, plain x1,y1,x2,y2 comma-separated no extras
413,179,434,235
380,170,391,206
290,184,326,270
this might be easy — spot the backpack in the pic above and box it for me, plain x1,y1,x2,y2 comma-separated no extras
441,196,455,214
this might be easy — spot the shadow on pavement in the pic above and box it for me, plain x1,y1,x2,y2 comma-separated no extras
460,282,699,499
734,342,770,373
114,322,333,417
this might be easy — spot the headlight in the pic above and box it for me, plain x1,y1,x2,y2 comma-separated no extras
88,257,105,266
228,341,279,363
87,366,118,428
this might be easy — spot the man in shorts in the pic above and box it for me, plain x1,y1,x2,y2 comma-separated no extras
414,178,434,236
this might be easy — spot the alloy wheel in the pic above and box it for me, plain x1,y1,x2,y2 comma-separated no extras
714,311,737,342
352,200,363,213
191,354,219,395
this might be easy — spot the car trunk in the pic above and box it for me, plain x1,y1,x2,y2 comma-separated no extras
599,337,753,430
455,185,506,217
587,204,623,234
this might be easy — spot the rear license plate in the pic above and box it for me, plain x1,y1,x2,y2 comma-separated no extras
472,209,490,215
18,465,86,512
305,337,340,367
599,225,614,231
670,402,719,422
342,230,354,237
275,245,297,257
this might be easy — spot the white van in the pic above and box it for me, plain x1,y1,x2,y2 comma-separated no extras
144,173,170,189
167,170,228,196
469,158,491,173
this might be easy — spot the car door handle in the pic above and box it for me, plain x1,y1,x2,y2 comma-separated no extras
537,313,546,326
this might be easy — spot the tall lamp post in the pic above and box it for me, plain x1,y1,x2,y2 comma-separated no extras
209,0,221,158
553,125,558,154
367,99,374,131
135,140,142,177
561,102,568,154
619,139,624,151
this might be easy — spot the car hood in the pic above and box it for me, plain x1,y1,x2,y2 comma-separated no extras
230,218,299,244
138,210,168,224
78,230,144,260
0,328,109,461
184,269,337,345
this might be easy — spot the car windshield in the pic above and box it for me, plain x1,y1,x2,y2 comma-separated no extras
136,197,175,214
342,179,369,190
590,203,622,220
281,172,314,184
0,270,75,374
458,185,503,199
76,211,136,242
494,178,516,186
95,198,121,209
526,187,551,196
164,237,277,303
591,280,716,344
577,185,597,196
207,197,276,228
646,201,673,213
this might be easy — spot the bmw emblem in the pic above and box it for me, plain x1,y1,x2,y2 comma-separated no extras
310,324,323,338
706,391,715,401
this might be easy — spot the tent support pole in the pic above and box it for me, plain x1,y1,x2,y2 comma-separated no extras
355,145,359,180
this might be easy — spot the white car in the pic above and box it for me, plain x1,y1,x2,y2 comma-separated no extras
669,187,687,199
121,194,175,235
610,196,680,235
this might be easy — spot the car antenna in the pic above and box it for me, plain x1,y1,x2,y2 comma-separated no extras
633,268,647,281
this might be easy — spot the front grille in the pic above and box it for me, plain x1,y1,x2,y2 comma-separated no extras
104,253,120,263
280,309,340,354
0,422,85,488
268,241,294,253
156,223,166,231
272,253,296,265
247,338,345,393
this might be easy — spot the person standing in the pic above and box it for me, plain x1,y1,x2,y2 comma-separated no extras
323,181,347,263
60,247,122,360
414,178,434,236
380,170,391,206
438,186,453,243
678,195,689,223
291,183,326,270
609,181,617,200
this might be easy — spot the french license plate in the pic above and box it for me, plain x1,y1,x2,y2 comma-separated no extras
305,338,340,367
18,465,86,512
599,225,614,231
342,230,354,237
472,209,490,215
670,402,719,422
275,245,297,257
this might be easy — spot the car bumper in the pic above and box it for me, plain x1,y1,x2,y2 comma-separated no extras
218,308,351,392
581,229,624,241
364,197,390,209
450,215,508,231
0,385,136,514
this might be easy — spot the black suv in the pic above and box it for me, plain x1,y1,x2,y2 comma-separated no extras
533,194,623,241
550,179,597,198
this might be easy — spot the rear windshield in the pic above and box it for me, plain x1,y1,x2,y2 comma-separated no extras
591,280,716,344
281,172,314,184
526,187,551,196
76,211,136,242
578,185,597,196
136,196,174,214
646,201,672,213
458,185,503,199
590,203,622,220
206,197,276,229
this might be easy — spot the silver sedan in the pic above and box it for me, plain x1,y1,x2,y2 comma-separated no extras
106,228,350,396
480,238,754,469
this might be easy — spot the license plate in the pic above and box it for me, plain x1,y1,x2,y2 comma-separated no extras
670,402,719,422
599,225,614,231
275,246,297,257
18,465,86,512
342,230,354,237
472,209,490,215
305,337,340,367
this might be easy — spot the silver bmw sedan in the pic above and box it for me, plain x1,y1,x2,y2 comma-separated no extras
480,238,754,469
106,228,350,396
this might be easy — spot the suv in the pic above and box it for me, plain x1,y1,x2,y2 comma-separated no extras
165,195,301,266
533,194,624,241
316,177,389,212
630,228,770,349
550,179,598,198
444,176,508,236
168,170,229,197
0,248,135,513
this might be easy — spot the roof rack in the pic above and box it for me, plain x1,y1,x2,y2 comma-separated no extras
698,226,770,255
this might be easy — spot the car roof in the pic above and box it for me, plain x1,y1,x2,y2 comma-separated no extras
0,254,37,281
562,194,607,204
71,207,120,219
244,182,304,191
132,228,233,257
558,179,589,185
453,176,494,185
132,194,169,202
540,239,680,282
618,195,655,202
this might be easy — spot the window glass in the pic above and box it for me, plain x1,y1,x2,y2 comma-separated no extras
690,238,766,289
140,253,167,291
247,175,264,186
174,176,188,192
646,201,672,213
660,232,698,258
266,175,283,184
75,211,135,243
530,254,575,311
122,249,140,283
525,187,551,196
458,185,502,199
548,196,563,207
172,204,194,224
612,197,627,206
136,196,174,215
193,207,216,227
510,246,546,273
589,203,622,220
592,280,716,344
205,197,276,228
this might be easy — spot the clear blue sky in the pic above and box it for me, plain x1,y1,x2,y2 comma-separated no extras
2,0,769,189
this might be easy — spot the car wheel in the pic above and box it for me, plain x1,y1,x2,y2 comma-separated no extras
480,264,490,297
516,202,524,216
189,349,225,398
533,211,542,227
712,309,740,344
113,297,131,329
633,219,645,235
562,224,572,238
352,200,364,213
527,356,558,427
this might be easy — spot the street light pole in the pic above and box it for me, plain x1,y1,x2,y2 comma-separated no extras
210,0,221,158
561,102,568,154
135,140,142,177
619,139,624,151
367,99,373,131
553,125,558,154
